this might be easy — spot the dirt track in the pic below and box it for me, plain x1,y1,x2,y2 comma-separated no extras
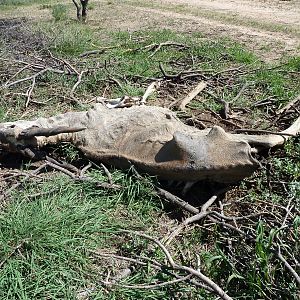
162,0,300,26
115,0,300,61
1,0,299,61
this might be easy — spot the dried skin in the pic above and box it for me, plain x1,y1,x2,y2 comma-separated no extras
0,104,299,183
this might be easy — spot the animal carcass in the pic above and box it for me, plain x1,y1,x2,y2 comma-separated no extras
0,104,299,183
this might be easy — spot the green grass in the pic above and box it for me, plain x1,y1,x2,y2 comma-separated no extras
0,11,299,300
0,0,54,5
51,3,68,22
123,0,300,37
0,169,165,299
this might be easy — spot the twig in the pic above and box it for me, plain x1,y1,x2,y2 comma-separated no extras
48,50,79,75
159,63,182,81
3,67,64,89
79,46,117,57
4,64,32,87
232,83,248,102
205,91,231,119
46,161,77,178
148,41,187,58
276,246,300,286
185,196,217,225
25,76,36,108
165,195,217,245
282,198,293,227
80,162,92,177
100,163,113,185
89,250,161,271
71,70,86,95
276,95,300,116
109,76,123,91
46,156,79,174
156,187,199,214
178,81,207,111
102,275,192,289
0,163,48,204
45,161,121,190
122,230,233,300
128,41,187,57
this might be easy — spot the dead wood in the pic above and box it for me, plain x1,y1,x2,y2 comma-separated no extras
122,230,233,300
276,246,300,286
276,94,300,116
178,81,207,111
156,187,199,214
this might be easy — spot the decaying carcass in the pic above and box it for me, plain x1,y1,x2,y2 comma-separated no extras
0,103,299,183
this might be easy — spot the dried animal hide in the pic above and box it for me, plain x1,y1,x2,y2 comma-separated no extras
0,104,299,183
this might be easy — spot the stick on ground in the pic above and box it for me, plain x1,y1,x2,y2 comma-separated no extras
179,81,207,111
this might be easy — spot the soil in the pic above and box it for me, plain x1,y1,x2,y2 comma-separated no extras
91,0,299,61
163,0,300,26
1,0,299,61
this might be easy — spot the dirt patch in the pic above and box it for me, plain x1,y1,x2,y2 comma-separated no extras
88,0,300,61
1,1,299,61
162,0,300,26
0,18,48,56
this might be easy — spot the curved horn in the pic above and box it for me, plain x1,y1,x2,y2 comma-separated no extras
17,126,86,139
234,116,300,149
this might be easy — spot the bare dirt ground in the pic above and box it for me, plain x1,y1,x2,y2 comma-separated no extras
0,0,299,61
114,0,300,61
163,0,300,26
82,0,300,61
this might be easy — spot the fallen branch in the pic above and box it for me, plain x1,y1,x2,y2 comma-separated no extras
122,230,233,300
71,70,87,95
234,128,297,137
3,67,64,89
148,41,187,58
276,246,300,286
79,46,117,57
178,81,207,111
102,274,192,289
165,195,217,245
25,76,36,108
44,160,121,190
100,163,113,185
276,94,300,116
156,187,199,214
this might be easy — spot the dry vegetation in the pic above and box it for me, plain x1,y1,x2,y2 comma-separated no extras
0,1,299,299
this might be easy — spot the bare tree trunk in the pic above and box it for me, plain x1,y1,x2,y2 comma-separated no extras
81,0,89,23
72,0,82,21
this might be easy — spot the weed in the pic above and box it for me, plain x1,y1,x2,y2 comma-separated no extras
0,0,55,7
0,8,299,299
51,4,68,22
0,170,162,299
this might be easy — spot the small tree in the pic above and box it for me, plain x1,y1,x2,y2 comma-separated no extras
72,0,89,22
